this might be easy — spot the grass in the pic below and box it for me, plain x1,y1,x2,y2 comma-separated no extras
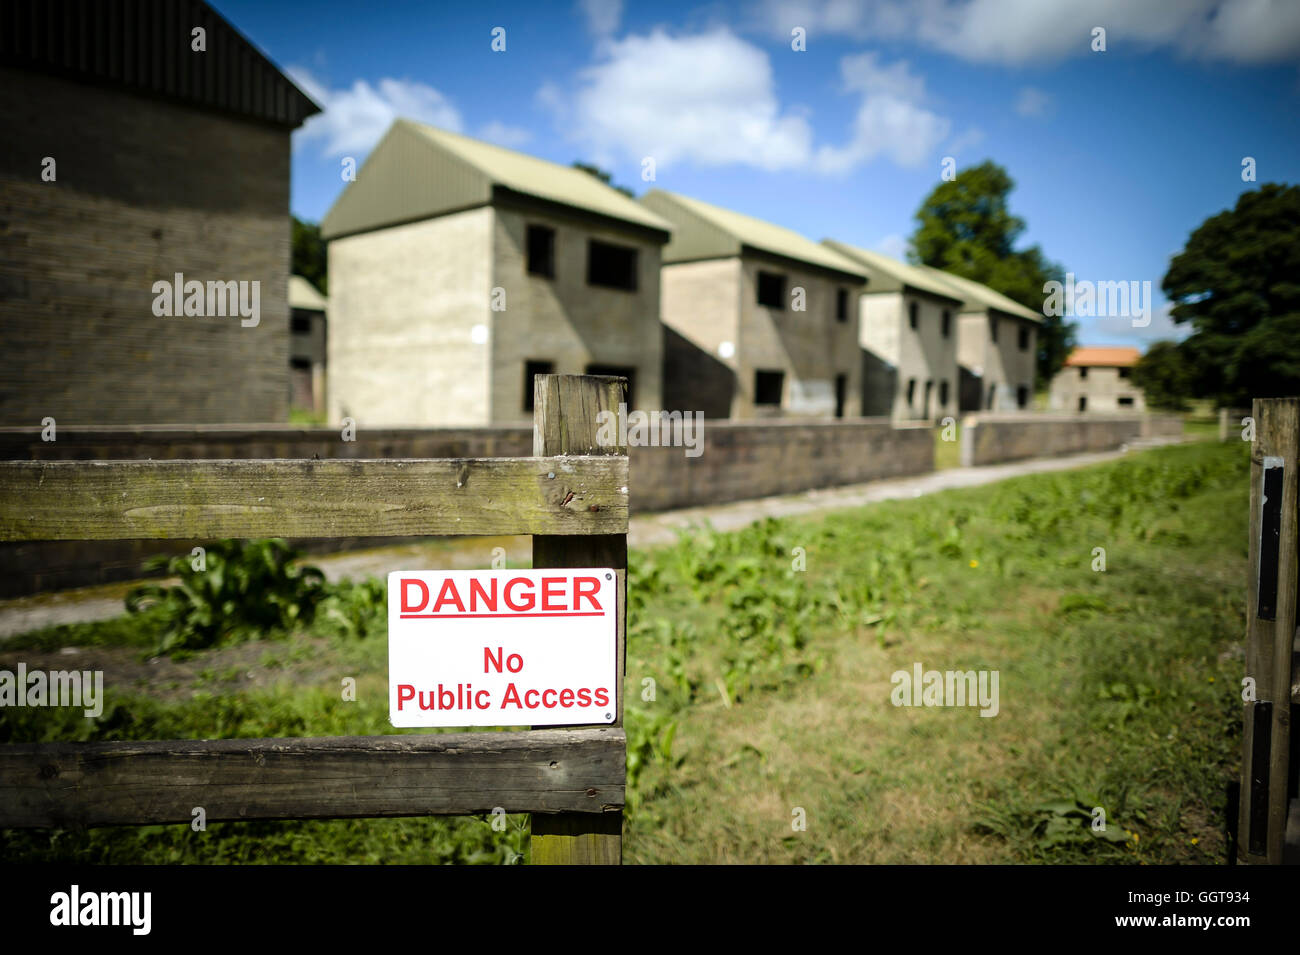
0,441,1249,864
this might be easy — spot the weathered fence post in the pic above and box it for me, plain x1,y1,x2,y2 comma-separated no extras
529,374,628,864
1238,397,1299,864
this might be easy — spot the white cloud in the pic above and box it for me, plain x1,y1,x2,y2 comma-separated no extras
1092,301,1193,345
477,121,533,148
944,126,986,157
566,29,814,171
1015,86,1052,118
556,32,949,174
578,0,622,37
814,53,950,172
875,233,910,260
289,68,462,158
756,0,1300,65
536,81,567,116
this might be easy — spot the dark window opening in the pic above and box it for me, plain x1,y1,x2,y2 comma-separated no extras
585,364,636,408
527,225,556,278
836,289,849,323
1078,396,1087,412
757,271,786,309
908,302,919,329
906,378,917,407
587,240,637,290
289,359,312,406
1118,367,1131,379
1079,366,1088,379
291,314,312,334
939,380,950,406
755,370,784,405
1016,385,1029,408
1018,326,1030,351
990,317,998,343
1118,396,1135,407
523,360,555,412
941,310,951,338
923,380,933,418
835,374,847,418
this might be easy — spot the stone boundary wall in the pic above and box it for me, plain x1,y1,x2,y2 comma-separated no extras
0,419,934,596
960,413,1183,467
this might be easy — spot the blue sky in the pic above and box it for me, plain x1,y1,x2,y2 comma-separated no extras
215,0,1300,350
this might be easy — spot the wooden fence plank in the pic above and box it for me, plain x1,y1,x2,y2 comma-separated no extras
0,728,626,828
0,457,628,541
1238,397,1298,864
530,374,627,865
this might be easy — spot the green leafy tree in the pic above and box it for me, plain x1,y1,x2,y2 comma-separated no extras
1163,183,1300,404
572,161,635,198
1132,340,1196,411
293,215,327,294
909,160,1076,383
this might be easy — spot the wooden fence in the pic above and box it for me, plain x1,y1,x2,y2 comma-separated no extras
1237,397,1299,864
0,374,629,864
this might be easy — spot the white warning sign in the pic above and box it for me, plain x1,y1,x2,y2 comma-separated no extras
387,569,617,728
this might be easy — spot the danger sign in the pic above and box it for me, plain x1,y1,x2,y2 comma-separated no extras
387,569,618,728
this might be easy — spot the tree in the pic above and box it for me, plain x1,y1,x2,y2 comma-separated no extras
908,160,1076,383
1162,183,1300,404
1132,340,1196,411
292,216,327,295
572,161,634,198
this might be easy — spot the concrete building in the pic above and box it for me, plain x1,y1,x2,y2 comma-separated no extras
321,121,671,426
1049,346,1146,413
288,276,327,418
0,0,319,425
822,241,963,422
918,268,1041,411
640,191,867,420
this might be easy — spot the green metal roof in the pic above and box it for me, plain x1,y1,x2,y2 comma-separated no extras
915,266,1042,323
322,120,671,240
289,276,326,312
640,191,867,281
821,240,963,303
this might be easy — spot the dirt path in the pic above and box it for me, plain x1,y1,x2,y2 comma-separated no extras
0,437,1191,639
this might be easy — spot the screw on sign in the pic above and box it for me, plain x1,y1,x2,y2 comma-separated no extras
388,569,618,728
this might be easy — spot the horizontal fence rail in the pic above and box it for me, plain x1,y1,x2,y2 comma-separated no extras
0,457,629,540
0,728,626,829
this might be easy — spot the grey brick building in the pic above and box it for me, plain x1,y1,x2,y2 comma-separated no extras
918,267,1041,412
322,121,672,427
289,276,327,417
822,241,963,422
640,190,867,420
0,0,319,425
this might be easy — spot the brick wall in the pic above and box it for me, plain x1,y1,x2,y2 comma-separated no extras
960,412,1183,466
327,208,494,426
0,67,291,425
661,326,734,419
491,204,664,423
630,418,933,512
